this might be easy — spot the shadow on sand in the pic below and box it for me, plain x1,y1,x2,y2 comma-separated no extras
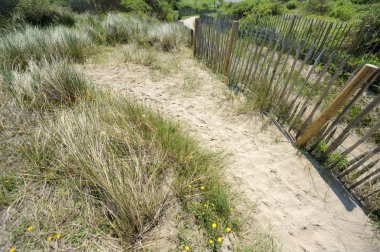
271,116,361,212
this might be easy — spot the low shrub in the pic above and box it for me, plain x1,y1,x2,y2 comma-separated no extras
350,0,376,4
305,0,332,14
329,3,354,21
0,26,91,68
16,0,75,27
121,0,152,13
120,0,175,21
93,0,121,11
286,1,297,10
69,0,96,13
0,0,19,17
224,0,285,18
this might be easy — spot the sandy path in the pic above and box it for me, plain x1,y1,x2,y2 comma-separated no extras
179,16,198,30
81,55,380,251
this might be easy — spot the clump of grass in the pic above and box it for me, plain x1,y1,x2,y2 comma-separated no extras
123,44,157,66
1,60,93,110
0,26,91,68
181,70,201,92
76,13,106,44
147,23,190,52
310,140,349,171
102,13,149,44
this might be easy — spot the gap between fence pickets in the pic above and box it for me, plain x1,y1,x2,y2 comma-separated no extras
296,64,380,147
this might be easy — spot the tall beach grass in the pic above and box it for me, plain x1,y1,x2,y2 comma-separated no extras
0,26,91,68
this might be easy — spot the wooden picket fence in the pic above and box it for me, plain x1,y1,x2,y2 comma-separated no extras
193,14,380,213
246,13,380,60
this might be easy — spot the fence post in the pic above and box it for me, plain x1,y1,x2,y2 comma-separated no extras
223,20,239,75
193,18,200,57
296,64,380,147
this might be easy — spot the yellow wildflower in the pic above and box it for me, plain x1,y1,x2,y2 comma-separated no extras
4,179,9,184
217,237,222,243
48,236,53,241
204,204,208,207
27,226,33,231
200,186,205,190
56,234,61,240
209,239,213,244
184,245,190,251
9,247,15,252
211,223,217,229
226,227,231,233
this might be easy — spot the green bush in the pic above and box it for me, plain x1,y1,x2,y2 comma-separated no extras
350,0,376,4
329,4,354,21
121,0,152,13
225,0,284,18
69,0,95,13
286,1,297,10
121,0,175,21
305,0,332,14
16,0,75,27
93,0,121,11
0,0,19,17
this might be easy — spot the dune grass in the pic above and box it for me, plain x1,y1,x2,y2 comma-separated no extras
0,26,91,68
0,12,234,250
1,60,92,110
0,13,190,71
0,57,233,250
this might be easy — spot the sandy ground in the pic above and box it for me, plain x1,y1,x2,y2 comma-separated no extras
179,16,197,30
81,49,380,252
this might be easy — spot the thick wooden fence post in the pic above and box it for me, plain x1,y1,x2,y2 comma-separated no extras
296,64,379,147
193,18,199,57
223,20,239,75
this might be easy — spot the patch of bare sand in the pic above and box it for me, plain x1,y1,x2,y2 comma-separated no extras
80,48,380,252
